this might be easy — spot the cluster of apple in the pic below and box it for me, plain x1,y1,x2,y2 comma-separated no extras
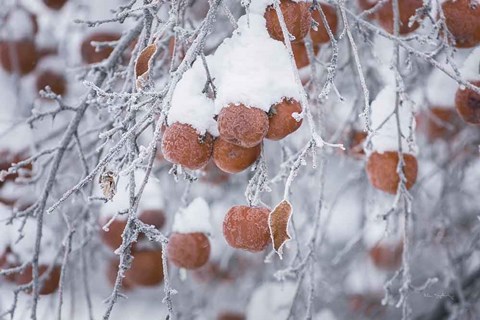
161,2,332,175
161,99,303,175
160,1,341,254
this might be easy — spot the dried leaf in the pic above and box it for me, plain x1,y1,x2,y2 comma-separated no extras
135,43,157,89
99,170,116,201
268,200,292,259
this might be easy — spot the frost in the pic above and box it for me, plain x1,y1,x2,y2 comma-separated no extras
172,197,212,234
170,11,302,135
213,14,301,113
168,59,218,136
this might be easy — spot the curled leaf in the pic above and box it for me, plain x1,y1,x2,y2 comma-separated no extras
135,43,157,89
268,200,292,259
99,170,116,201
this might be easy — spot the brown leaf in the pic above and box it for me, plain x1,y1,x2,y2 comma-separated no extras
135,43,157,88
99,170,116,201
268,200,292,259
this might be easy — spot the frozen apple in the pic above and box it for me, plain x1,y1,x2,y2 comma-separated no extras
455,81,480,125
442,0,480,48
15,264,61,295
100,219,126,250
266,99,303,141
217,104,269,148
357,0,377,10
0,150,32,187
264,0,311,42
43,0,68,10
161,122,214,170
213,138,261,174
0,40,38,75
348,294,385,317
200,161,230,185
310,4,338,46
366,151,418,194
106,257,135,290
369,241,403,270
138,209,166,231
375,0,424,35
223,206,270,252
0,248,16,283
36,70,67,96
217,312,246,320
126,249,164,286
100,209,166,250
345,130,367,159
291,41,319,69
81,32,120,64
167,232,211,269
416,107,463,141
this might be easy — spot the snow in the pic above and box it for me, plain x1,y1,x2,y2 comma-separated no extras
369,86,417,155
99,171,164,220
171,197,212,234
246,281,297,320
426,68,458,109
11,219,58,265
460,47,480,82
169,11,302,136
213,14,301,113
249,0,276,14
168,59,218,136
